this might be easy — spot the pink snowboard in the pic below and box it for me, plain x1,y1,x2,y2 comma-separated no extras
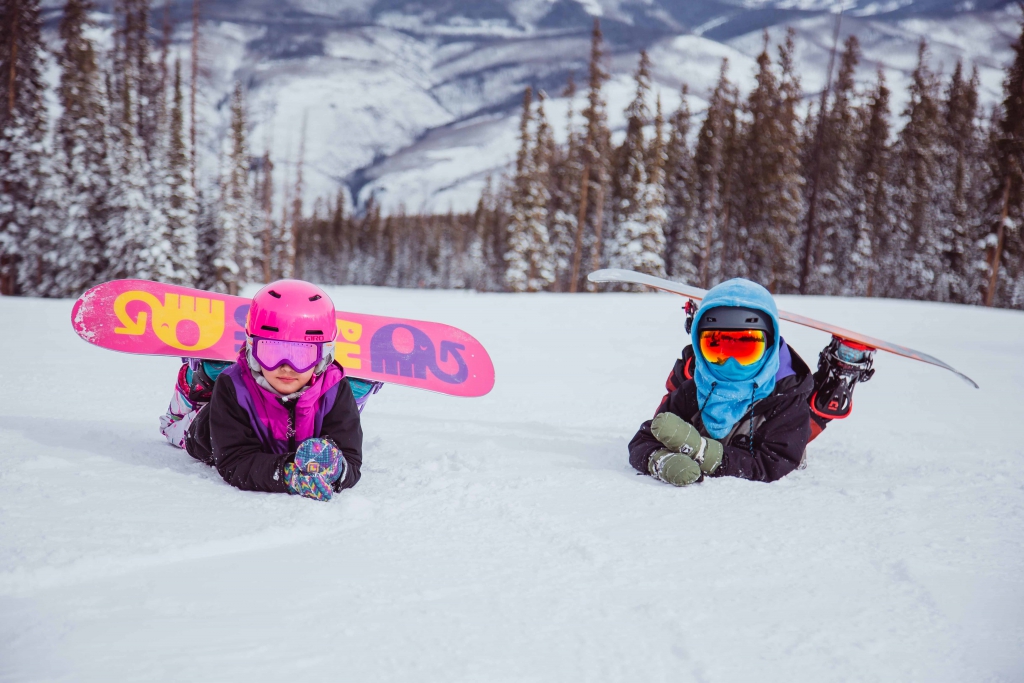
71,280,495,397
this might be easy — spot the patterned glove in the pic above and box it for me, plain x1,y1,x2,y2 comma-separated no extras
294,438,346,483
650,412,723,479
283,462,334,502
283,438,346,501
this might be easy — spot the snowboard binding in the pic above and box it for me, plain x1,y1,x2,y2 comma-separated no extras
683,299,698,334
811,336,876,420
184,358,231,405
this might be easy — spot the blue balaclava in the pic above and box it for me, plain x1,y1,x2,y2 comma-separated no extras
691,278,782,439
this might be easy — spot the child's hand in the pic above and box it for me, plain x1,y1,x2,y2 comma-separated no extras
651,412,702,454
294,438,346,483
648,448,702,486
650,413,724,478
283,462,334,501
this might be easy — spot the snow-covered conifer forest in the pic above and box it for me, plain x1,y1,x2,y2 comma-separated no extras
1,0,1023,305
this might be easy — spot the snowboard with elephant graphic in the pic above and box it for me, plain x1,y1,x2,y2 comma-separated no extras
71,280,495,397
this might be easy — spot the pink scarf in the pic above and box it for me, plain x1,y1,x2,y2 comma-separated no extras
235,350,344,447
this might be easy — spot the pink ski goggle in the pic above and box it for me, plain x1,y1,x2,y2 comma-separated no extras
251,337,324,373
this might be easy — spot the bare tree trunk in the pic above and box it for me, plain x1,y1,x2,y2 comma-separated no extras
985,177,1012,307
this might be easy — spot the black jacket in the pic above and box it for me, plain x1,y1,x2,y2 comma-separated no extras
186,371,363,493
629,344,814,483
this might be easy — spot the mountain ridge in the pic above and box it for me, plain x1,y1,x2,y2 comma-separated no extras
38,0,1021,213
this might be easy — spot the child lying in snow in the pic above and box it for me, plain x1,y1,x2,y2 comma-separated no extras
629,277,873,486
160,280,381,501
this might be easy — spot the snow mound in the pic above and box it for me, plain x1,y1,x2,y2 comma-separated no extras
1,289,1022,681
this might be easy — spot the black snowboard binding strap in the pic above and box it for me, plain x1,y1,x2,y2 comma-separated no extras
810,336,876,420
185,360,230,405
683,299,698,335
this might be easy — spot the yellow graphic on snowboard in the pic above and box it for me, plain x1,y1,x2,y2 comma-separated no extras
113,291,226,351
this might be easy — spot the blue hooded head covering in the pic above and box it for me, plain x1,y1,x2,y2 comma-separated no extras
691,278,781,439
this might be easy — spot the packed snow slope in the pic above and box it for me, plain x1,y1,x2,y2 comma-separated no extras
1,288,1023,682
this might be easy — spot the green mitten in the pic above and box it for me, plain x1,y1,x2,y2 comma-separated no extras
651,412,724,476
648,448,702,487
651,412,702,456
700,439,723,475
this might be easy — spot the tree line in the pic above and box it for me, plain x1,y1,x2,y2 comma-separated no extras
298,18,1024,309
0,0,295,297
3,1,1023,309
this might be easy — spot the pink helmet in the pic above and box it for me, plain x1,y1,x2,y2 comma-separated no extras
246,280,337,343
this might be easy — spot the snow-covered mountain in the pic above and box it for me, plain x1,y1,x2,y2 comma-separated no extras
42,0,1022,214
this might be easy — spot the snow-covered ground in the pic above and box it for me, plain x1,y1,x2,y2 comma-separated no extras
1,288,1023,681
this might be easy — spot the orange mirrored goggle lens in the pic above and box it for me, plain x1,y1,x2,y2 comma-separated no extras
699,329,768,366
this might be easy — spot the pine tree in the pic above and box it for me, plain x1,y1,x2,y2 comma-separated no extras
569,19,610,292
0,0,49,295
691,60,740,287
644,95,669,274
461,187,489,290
286,117,306,281
193,186,217,289
804,36,861,295
547,74,580,291
164,58,198,285
663,83,697,282
606,51,666,281
934,63,988,303
360,196,383,285
731,32,804,291
534,88,556,239
504,87,555,292
984,16,1024,308
768,30,805,291
50,0,109,296
474,175,509,291
847,70,892,297
327,192,348,285
885,42,944,299
119,0,161,156
256,149,274,282
103,53,173,283
256,146,294,284
213,82,259,294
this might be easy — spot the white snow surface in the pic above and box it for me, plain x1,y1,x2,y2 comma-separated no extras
1,289,1023,681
